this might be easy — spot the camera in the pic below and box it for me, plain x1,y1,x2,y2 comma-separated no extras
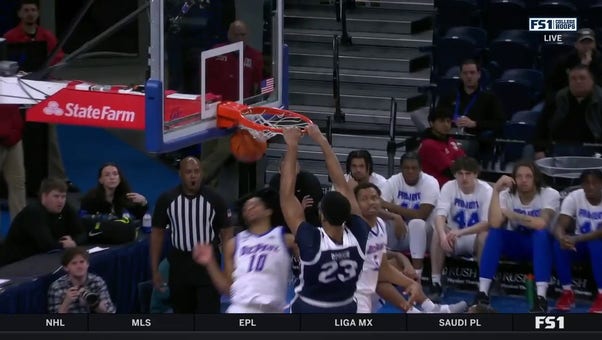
80,289,100,307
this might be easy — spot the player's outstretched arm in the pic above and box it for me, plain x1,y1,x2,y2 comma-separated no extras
280,128,306,235
192,239,235,295
305,124,361,216
489,175,514,228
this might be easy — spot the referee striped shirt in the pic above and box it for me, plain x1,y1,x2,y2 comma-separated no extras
152,185,230,251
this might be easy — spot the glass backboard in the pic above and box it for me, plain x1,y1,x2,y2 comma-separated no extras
145,0,285,153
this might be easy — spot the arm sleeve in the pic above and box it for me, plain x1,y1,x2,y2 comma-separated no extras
381,177,397,203
420,177,440,206
543,188,561,213
559,191,577,217
152,193,171,229
435,182,453,217
419,140,453,175
479,185,493,221
209,190,231,234
95,277,116,313
499,190,512,210
47,283,63,313
24,212,62,251
65,205,87,245
295,221,321,262
126,201,149,220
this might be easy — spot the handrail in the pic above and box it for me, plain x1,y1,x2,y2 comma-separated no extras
326,116,333,146
386,97,400,178
340,0,352,45
332,35,345,123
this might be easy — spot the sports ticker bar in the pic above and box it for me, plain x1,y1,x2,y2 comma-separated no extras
0,314,602,332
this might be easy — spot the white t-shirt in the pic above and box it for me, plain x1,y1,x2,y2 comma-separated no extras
560,189,602,235
331,173,388,193
499,187,560,231
435,179,493,230
381,172,440,219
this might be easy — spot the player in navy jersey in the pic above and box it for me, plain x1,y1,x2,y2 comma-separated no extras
192,188,297,313
280,125,370,313
474,161,559,312
552,169,602,313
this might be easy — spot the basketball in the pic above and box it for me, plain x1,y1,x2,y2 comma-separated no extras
230,129,268,163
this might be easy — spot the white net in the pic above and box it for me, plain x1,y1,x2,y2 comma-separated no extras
239,111,311,141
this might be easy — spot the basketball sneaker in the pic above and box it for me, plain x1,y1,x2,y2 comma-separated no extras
472,291,490,307
436,301,468,313
555,290,575,311
428,283,444,303
530,295,548,313
589,293,602,313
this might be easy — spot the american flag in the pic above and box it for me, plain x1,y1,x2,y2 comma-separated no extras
260,77,274,94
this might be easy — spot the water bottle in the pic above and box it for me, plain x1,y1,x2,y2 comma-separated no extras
142,213,152,234
525,273,535,309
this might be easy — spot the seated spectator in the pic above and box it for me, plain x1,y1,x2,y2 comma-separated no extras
533,64,602,159
428,157,492,302
0,178,85,266
80,162,148,220
436,59,505,159
473,161,559,313
381,152,440,279
551,169,602,313
268,158,323,227
332,150,387,192
418,106,466,187
150,258,172,313
547,28,602,96
47,247,116,313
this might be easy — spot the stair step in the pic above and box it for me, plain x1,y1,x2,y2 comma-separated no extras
289,104,418,133
266,141,405,163
287,41,430,73
284,6,432,35
289,66,430,87
286,0,434,11
284,28,433,48
289,79,426,111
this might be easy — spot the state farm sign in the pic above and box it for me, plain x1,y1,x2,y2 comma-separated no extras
27,88,145,130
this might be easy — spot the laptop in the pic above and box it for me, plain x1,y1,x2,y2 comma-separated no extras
6,41,48,72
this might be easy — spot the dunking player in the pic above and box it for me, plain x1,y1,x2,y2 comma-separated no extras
381,152,440,279
281,125,369,313
192,188,295,313
429,157,492,302
552,169,602,313
474,161,559,312
353,182,468,313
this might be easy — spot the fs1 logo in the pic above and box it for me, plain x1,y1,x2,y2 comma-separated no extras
535,316,565,330
529,18,577,31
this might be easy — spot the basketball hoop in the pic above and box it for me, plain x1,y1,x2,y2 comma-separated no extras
216,101,313,142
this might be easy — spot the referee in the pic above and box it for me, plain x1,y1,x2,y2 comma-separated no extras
150,156,233,313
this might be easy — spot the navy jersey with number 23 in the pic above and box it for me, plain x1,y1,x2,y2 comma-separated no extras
292,215,369,311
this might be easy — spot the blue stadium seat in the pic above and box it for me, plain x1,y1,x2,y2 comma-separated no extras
540,42,575,79
491,79,536,121
434,0,481,37
532,1,578,17
583,2,602,30
488,32,538,78
445,26,488,49
510,110,542,125
486,0,528,38
433,36,481,78
500,122,536,169
498,68,544,100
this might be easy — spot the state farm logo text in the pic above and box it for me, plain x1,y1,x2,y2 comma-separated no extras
43,101,135,122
